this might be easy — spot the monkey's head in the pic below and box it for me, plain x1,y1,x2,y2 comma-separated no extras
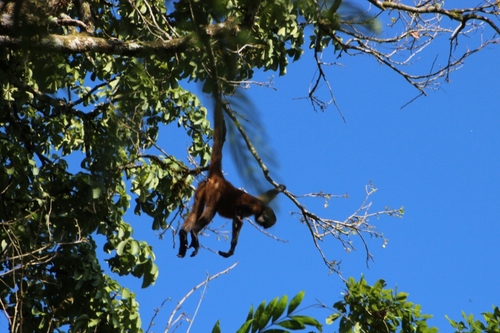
255,206,277,229
254,184,285,228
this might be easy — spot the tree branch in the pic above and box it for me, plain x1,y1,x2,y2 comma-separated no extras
163,262,238,333
0,18,240,57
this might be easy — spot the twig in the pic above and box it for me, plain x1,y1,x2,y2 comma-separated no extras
164,262,238,333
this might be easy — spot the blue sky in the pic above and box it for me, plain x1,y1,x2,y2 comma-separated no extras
120,28,500,332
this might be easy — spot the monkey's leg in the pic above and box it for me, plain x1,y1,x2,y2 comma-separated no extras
177,182,206,258
189,229,199,252
177,229,189,258
219,210,243,258
178,211,198,258
189,196,218,257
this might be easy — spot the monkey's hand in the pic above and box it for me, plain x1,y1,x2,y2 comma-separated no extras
277,184,286,192
218,250,233,258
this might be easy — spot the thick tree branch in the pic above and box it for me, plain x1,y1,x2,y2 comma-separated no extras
0,18,240,57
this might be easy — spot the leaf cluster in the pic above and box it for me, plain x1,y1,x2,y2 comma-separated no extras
208,277,500,333
212,291,323,333
327,276,437,333
447,307,500,333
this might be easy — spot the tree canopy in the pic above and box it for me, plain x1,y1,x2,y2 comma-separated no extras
1,0,499,332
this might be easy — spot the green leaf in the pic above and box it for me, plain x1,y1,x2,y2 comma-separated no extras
92,187,101,199
277,319,305,330
211,320,221,333
72,314,89,333
290,315,323,331
272,295,288,322
396,292,408,301
253,300,267,332
246,304,254,322
287,291,304,315
141,260,158,288
122,288,130,299
127,240,139,255
326,312,341,325
236,319,253,333
256,297,277,330
115,240,128,255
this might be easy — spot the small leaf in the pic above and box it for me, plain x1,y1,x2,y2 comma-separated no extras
253,301,267,332
128,240,139,255
92,187,101,199
235,319,253,333
272,295,288,322
287,291,304,315
115,240,128,255
290,315,322,331
277,319,305,330
122,288,130,299
396,292,408,301
326,313,341,325
211,320,221,333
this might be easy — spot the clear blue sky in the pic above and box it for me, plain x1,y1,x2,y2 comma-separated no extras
116,27,500,332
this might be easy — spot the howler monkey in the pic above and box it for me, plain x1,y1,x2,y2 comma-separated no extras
177,99,285,258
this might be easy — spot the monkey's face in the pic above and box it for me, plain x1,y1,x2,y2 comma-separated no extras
255,207,276,229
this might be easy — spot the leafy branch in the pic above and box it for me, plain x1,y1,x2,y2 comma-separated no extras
212,291,323,333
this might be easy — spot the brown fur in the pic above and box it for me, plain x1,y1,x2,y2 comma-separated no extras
177,99,285,258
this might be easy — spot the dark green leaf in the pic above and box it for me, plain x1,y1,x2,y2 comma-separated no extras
211,320,221,333
287,291,304,315
272,295,288,322
236,319,253,333
276,319,305,330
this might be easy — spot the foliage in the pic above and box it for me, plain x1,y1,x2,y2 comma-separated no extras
325,277,500,333
326,276,438,333
1,0,499,332
212,291,323,333
208,277,500,333
446,307,500,333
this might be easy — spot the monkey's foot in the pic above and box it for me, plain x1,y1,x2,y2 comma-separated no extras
177,245,188,258
177,247,187,258
190,248,199,257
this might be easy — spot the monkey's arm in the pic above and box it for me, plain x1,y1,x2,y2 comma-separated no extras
218,213,244,258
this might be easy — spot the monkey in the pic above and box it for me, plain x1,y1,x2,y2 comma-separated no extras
177,98,285,258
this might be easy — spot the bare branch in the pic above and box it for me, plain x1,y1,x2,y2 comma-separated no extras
306,1,500,107
163,262,238,333
223,96,402,273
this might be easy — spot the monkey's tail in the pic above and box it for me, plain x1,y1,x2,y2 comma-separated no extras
208,87,226,178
